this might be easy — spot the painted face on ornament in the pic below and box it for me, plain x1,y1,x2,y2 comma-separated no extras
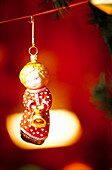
19,62,49,90
25,70,42,89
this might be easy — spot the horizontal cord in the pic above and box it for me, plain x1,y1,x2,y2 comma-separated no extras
0,0,88,24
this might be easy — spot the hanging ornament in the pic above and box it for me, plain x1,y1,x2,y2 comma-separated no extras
90,0,112,14
19,16,52,145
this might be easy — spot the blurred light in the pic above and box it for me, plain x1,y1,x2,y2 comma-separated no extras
63,162,92,170
6,109,82,149
90,0,112,14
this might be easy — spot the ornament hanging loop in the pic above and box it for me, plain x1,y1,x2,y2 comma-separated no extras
29,16,38,63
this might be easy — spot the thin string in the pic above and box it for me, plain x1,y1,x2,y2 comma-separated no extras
0,0,88,24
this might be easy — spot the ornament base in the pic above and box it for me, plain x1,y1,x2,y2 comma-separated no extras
20,130,45,145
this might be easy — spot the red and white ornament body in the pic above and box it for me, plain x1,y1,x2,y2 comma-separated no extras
20,87,52,144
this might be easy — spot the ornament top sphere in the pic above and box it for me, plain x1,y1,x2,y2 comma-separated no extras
19,62,49,89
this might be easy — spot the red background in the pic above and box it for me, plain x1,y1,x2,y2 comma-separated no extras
0,0,112,169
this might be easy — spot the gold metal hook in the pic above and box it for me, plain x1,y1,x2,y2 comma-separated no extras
28,16,38,63
31,16,35,47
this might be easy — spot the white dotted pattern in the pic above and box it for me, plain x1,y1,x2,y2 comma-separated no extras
20,87,51,139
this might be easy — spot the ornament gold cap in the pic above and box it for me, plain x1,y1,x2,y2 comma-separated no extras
30,54,38,63
29,46,38,63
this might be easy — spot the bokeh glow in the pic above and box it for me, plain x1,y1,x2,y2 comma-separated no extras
6,109,82,149
90,0,112,14
63,162,92,170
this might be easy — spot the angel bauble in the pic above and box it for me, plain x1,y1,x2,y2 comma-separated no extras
19,61,52,145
